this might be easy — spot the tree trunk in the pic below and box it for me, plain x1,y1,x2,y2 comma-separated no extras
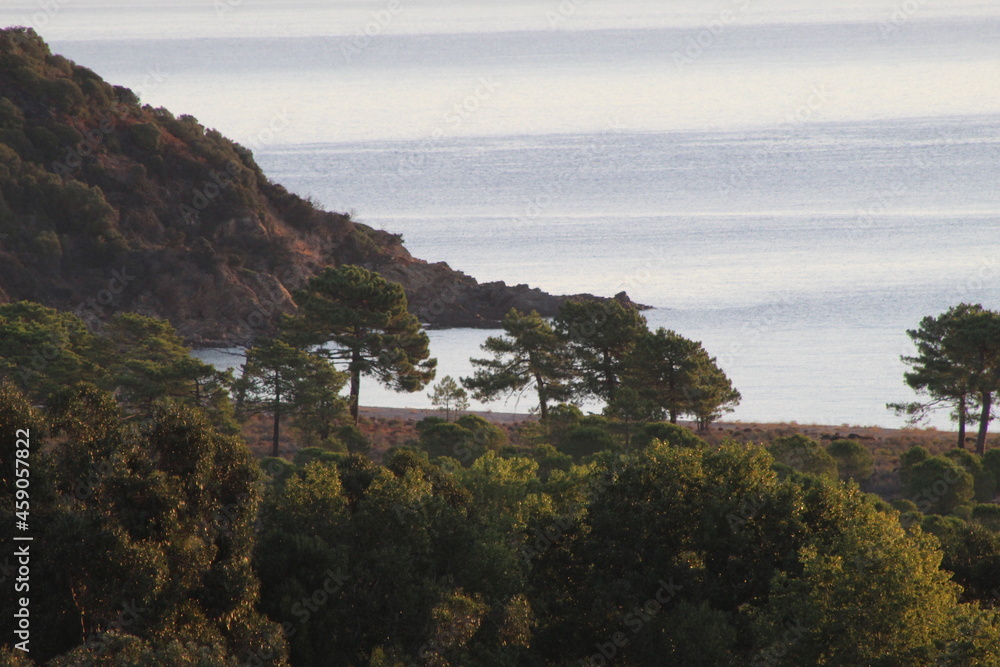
668,373,678,424
976,390,992,456
535,373,548,420
957,394,967,450
349,348,362,424
272,409,281,458
603,350,615,402
271,380,281,458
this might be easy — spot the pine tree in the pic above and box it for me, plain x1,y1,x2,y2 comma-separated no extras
554,298,647,403
284,265,436,423
462,309,572,420
428,375,470,421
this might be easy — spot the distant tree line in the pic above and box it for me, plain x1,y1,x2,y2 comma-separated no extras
462,299,741,431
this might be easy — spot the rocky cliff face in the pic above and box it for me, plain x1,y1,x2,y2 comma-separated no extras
0,28,644,345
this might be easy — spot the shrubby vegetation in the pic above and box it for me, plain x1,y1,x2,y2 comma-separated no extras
6,362,1000,664
0,299,997,665
0,291,999,665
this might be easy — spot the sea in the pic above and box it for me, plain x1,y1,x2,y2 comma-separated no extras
4,0,1000,427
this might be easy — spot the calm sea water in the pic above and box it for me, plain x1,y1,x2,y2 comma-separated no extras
6,0,1000,426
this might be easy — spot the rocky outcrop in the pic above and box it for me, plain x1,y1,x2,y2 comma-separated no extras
373,257,647,328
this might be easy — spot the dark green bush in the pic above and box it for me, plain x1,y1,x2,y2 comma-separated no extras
634,421,707,449
293,446,343,468
531,443,573,480
129,122,161,152
337,423,370,456
768,434,838,479
827,438,874,482
418,421,479,465
559,425,615,461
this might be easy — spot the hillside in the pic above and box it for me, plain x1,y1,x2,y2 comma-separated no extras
0,27,642,345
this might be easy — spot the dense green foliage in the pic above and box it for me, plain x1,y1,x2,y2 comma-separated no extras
10,377,1000,665
0,382,287,664
827,437,875,482
0,301,233,426
2,298,1000,665
253,438,1000,665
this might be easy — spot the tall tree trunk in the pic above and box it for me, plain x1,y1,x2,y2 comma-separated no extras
271,381,281,458
535,373,548,420
349,347,362,424
976,390,992,456
668,373,678,424
603,350,615,402
957,394,967,450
